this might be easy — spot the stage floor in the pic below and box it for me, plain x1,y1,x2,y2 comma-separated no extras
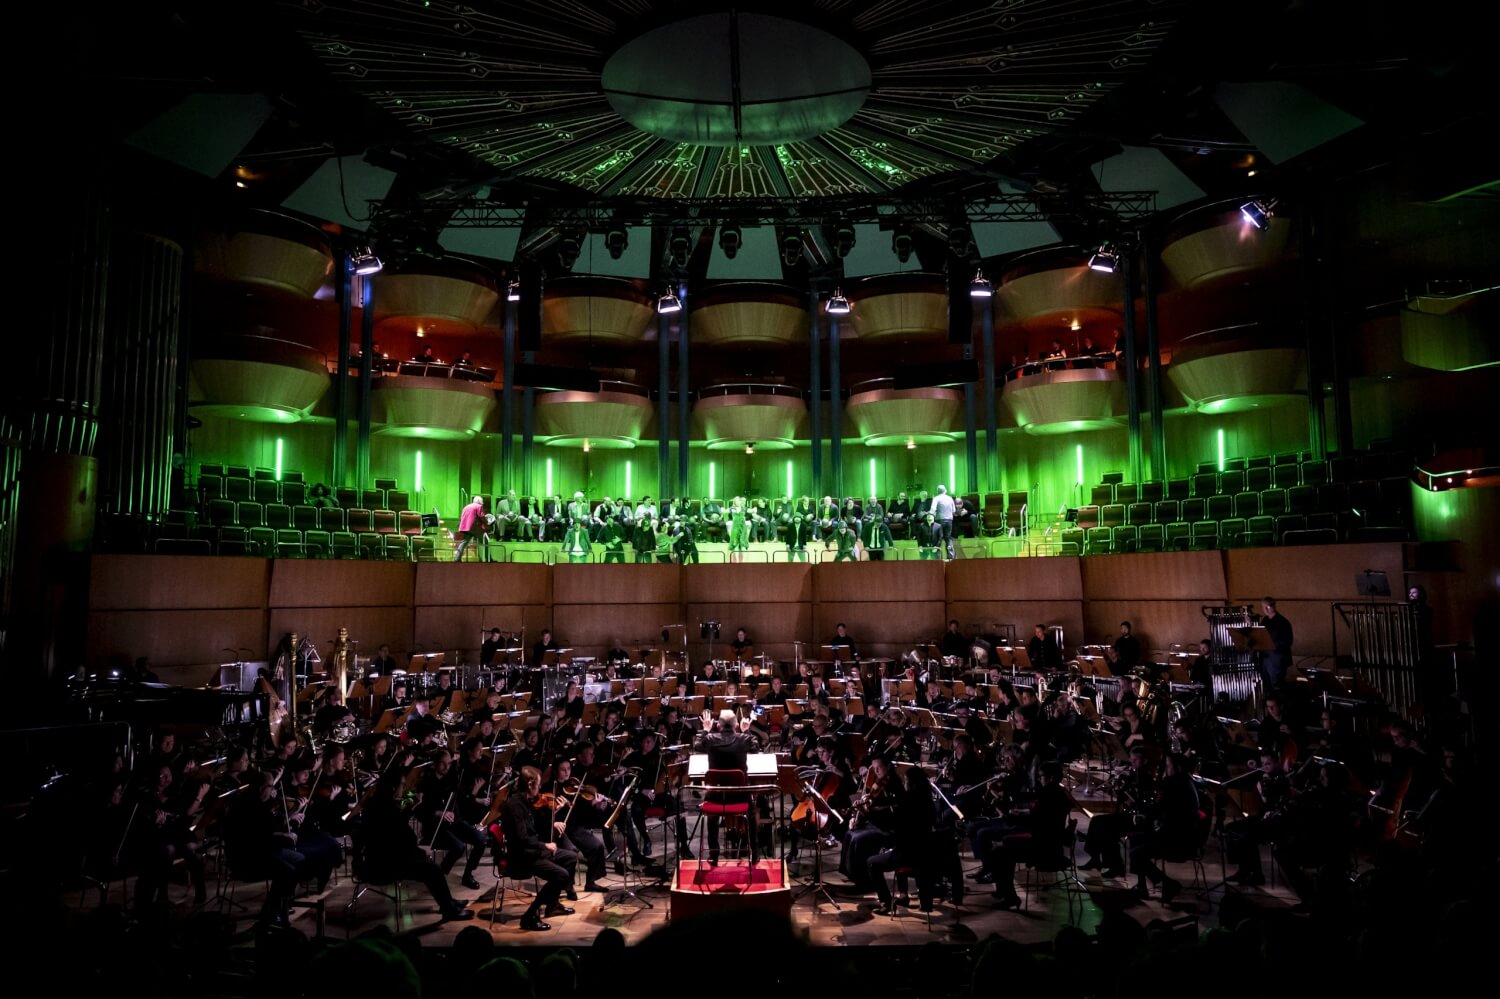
65,813,1300,948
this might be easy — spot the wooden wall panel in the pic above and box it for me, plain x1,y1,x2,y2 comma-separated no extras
553,603,684,659
413,604,553,658
946,600,1086,649
87,609,267,669
89,554,268,610
1225,543,1404,603
683,601,814,664
266,606,413,660
814,561,945,603
553,564,681,606
414,562,550,608
945,556,1083,602
1081,551,1226,602
1255,599,1344,659
1082,600,1215,652
268,560,415,608
681,563,812,604
812,601,948,658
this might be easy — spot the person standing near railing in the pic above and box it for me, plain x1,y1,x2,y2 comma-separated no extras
452,495,486,562
929,485,956,560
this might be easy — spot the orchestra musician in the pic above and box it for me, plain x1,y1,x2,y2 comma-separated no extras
829,623,858,660
840,755,898,892
1124,752,1197,903
1027,624,1062,672
499,766,579,931
1258,596,1294,691
369,643,397,677
531,629,560,668
868,766,939,915
416,749,489,890
543,757,609,893
941,619,969,660
359,770,474,921
131,762,210,910
1081,744,1154,876
1104,620,1142,673
730,627,753,661
1225,748,1292,886
479,628,506,666
965,744,1030,882
621,729,689,871
987,760,1071,909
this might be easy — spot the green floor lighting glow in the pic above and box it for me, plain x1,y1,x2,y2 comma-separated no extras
274,438,283,482
709,461,716,499
786,460,794,499
1218,428,1227,473
415,450,423,494
624,460,632,501
545,457,553,498
948,454,956,494
1075,444,1084,487
869,456,877,500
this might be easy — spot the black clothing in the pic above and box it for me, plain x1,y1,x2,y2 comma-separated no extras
480,637,506,666
941,631,969,659
1027,634,1062,672
828,633,858,659
1112,634,1142,672
531,639,560,666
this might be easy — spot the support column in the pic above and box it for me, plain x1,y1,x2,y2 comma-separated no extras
658,312,671,500
1122,251,1144,484
808,294,822,497
829,314,842,498
1301,212,1330,460
98,231,182,542
677,291,690,495
521,351,536,498
963,375,979,495
356,271,374,489
501,302,516,492
1139,229,1167,480
980,294,998,493
332,255,352,486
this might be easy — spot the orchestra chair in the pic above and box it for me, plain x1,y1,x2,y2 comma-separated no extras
1160,810,1215,894
344,831,409,929
1020,818,1085,923
484,824,537,928
696,769,752,863
887,864,936,930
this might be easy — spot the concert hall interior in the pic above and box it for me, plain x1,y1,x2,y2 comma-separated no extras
4,0,1496,992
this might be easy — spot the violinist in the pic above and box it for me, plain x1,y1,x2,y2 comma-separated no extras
223,778,319,925
416,749,489,890
786,736,853,861
1081,744,1155,877
143,730,186,778
945,734,991,805
966,744,1031,884
358,771,474,921
546,757,611,893
868,766,939,915
131,763,210,910
213,746,255,795
1125,752,1196,903
988,761,1072,909
1256,693,1300,760
621,729,686,871
278,757,344,884
840,755,898,893
500,766,578,931
303,747,357,841
1225,749,1292,886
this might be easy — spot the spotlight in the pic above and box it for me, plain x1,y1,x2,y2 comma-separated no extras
604,225,628,260
669,227,692,268
781,231,803,267
892,226,913,263
744,442,755,455
656,289,682,315
582,438,592,453
906,437,917,450
1087,244,1119,273
1240,199,1275,229
719,224,742,260
969,268,993,298
833,221,856,258
557,230,582,270
825,288,851,315
506,279,521,302
351,245,383,276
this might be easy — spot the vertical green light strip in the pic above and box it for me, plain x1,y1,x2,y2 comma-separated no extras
1076,443,1084,486
415,450,423,494
709,461,716,499
869,456,877,499
274,438,283,482
545,457,553,498
625,459,633,501
948,454,957,494
786,459,794,499
1217,427,1226,473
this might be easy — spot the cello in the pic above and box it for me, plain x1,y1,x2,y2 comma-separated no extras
790,768,843,835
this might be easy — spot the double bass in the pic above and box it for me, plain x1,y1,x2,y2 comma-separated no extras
790,768,843,834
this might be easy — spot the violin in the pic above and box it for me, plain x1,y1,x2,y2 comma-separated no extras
533,791,564,810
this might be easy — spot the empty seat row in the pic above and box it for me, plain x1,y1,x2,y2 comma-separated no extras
199,464,305,483
200,475,309,507
1071,509,1353,555
215,527,436,561
204,501,425,535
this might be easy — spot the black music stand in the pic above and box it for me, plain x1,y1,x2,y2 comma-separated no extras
790,776,842,911
1356,570,1391,598
601,773,657,909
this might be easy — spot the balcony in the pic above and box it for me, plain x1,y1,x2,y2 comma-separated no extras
848,272,947,342
1160,205,1294,290
373,256,500,337
996,256,1121,333
194,210,333,298
372,373,498,440
694,383,806,450
691,282,807,348
189,336,331,423
542,276,653,344
1001,364,1125,434
846,378,962,446
1168,324,1307,414
535,380,654,448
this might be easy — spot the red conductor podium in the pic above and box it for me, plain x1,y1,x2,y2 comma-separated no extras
669,859,791,922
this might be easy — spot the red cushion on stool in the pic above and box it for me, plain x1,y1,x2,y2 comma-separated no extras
700,803,750,815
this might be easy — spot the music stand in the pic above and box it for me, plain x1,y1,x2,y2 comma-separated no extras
601,772,657,909
1356,570,1391,598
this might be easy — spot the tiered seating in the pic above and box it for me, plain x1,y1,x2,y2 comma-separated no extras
1073,445,1412,553
195,466,436,560
979,490,1027,537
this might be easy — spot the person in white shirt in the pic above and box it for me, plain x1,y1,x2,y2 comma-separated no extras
929,485,956,559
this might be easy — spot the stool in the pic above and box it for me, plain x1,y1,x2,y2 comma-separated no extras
698,769,751,863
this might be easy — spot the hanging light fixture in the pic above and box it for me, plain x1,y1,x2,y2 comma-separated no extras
969,268,993,297
825,288,851,315
1240,199,1276,229
1087,243,1119,273
656,289,682,315
351,245,383,276
506,279,521,302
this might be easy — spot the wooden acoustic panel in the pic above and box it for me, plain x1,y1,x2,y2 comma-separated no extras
682,563,813,604
813,601,947,655
553,603,684,660
1082,550,1227,602
1259,598,1341,658
415,562,550,607
87,608,268,669
1225,542,1404,603
814,560,944,604
268,560,415,609
413,604,552,657
945,600,1086,649
684,601,814,664
89,554,269,610
553,563,681,606
1082,600,1215,652
266,606,413,659
946,556,1083,602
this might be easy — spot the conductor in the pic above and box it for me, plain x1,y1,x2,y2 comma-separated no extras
701,709,759,865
